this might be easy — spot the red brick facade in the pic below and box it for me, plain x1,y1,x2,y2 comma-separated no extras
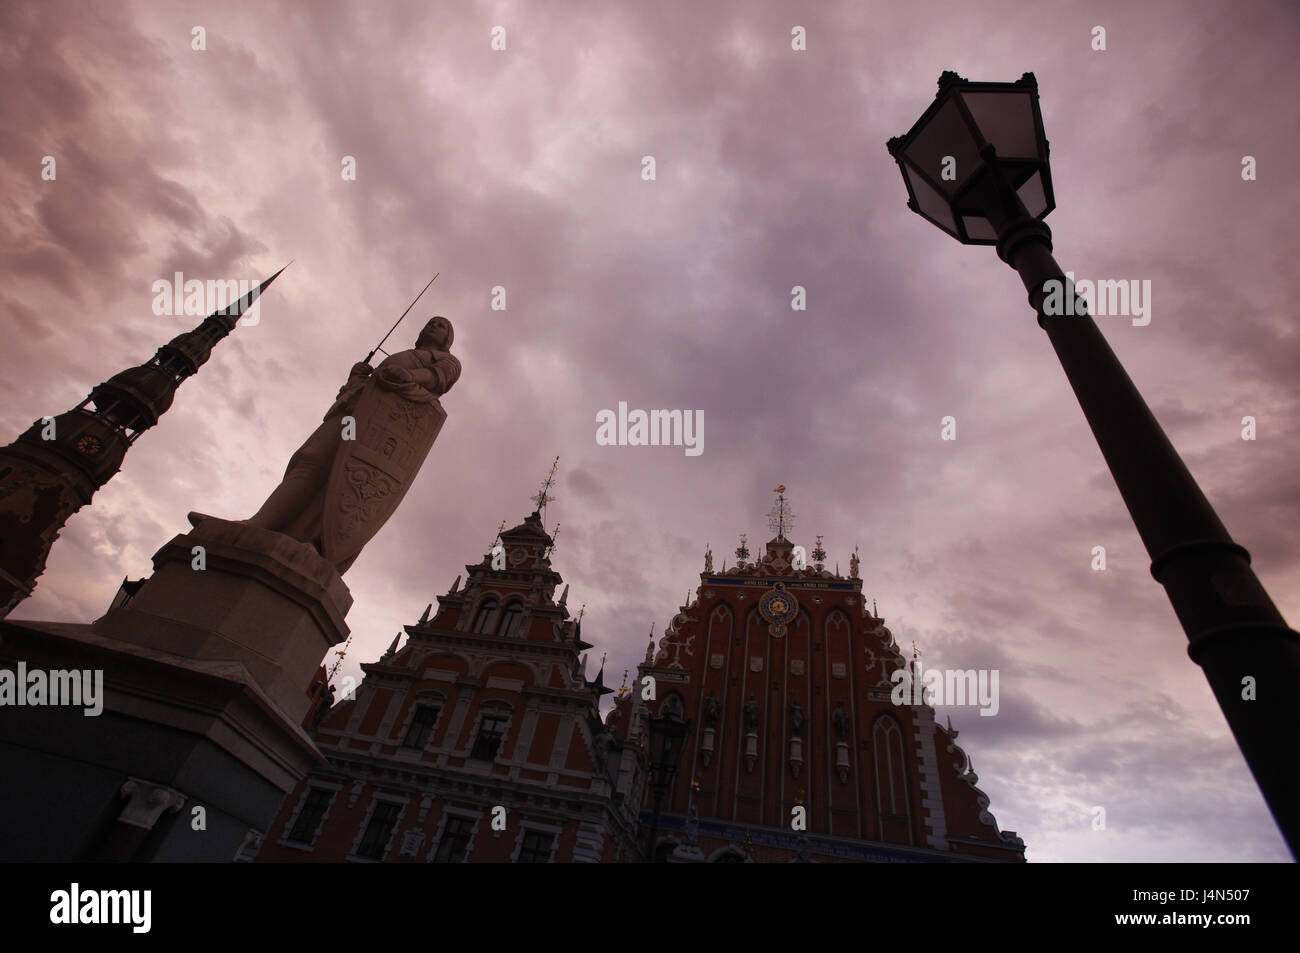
256,509,644,863
607,532,1025,862
255,509,1024,863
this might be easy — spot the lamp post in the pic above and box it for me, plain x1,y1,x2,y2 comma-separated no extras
887,71,1300,857
644,709,689,862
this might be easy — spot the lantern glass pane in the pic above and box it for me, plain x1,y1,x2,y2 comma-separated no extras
1017,168,1049,218
649,724,666,765
961,215,997,241
903,96,982,198
906,164,959,236
961,90,1039,159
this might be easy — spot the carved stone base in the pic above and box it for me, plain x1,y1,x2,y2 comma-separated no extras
93,513,351,723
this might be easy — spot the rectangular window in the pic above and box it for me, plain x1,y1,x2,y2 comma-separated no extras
470,714,508,761
286,788,332,844
356,802,401,860
402,704,441,749
517,830,555,863
433,816,475,863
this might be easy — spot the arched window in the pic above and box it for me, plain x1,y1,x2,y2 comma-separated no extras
497,601,523,637
873,715,911,844
471,598,499,634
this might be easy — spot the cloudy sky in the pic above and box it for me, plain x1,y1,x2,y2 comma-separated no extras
3,0,1297,862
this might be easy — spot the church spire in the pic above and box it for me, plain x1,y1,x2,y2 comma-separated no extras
0,265,287,617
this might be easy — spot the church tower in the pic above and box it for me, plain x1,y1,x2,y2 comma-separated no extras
255,473,645,863
607,489,1026,862
0,267,285,617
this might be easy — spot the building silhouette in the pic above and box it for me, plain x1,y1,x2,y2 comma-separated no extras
0,269,284,618
0,278,1023,862
608,519,1026,862
255,507,645,862
250,494,1025,863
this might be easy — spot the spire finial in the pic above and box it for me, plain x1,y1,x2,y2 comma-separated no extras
735,533,750,567
767,486,795,539
327,632,354,680
532,455,560,518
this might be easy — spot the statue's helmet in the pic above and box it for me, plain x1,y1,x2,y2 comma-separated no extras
417,315,453,350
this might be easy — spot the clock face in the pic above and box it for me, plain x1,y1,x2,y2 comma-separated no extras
759,583,799,639
508,546,529,567
75,434,102,456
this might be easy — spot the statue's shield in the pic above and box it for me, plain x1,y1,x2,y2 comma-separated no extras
321,383,446,566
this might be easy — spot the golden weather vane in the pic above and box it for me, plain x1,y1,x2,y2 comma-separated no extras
327,632,354,681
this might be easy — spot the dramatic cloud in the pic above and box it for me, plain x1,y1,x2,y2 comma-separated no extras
2,0,1295,861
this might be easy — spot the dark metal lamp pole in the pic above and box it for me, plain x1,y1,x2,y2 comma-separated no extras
887,71,1300,857
644,709,689,863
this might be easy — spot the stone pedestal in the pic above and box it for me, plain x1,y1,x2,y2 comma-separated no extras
0,514,348,861
93,513,350,724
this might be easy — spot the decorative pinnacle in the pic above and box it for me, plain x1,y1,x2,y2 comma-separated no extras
532,455,560,518
735,533,750,566
767,487,795,538
327,632,354,680
812,534,826,569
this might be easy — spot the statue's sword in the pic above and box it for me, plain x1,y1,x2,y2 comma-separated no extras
363,272,440,365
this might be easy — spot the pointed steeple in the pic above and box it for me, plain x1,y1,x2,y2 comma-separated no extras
382,631,403,661
0,265,288,618
588,662,614,697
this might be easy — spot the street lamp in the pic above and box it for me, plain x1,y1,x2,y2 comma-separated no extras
887,71,1300,857
644,708,689,863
